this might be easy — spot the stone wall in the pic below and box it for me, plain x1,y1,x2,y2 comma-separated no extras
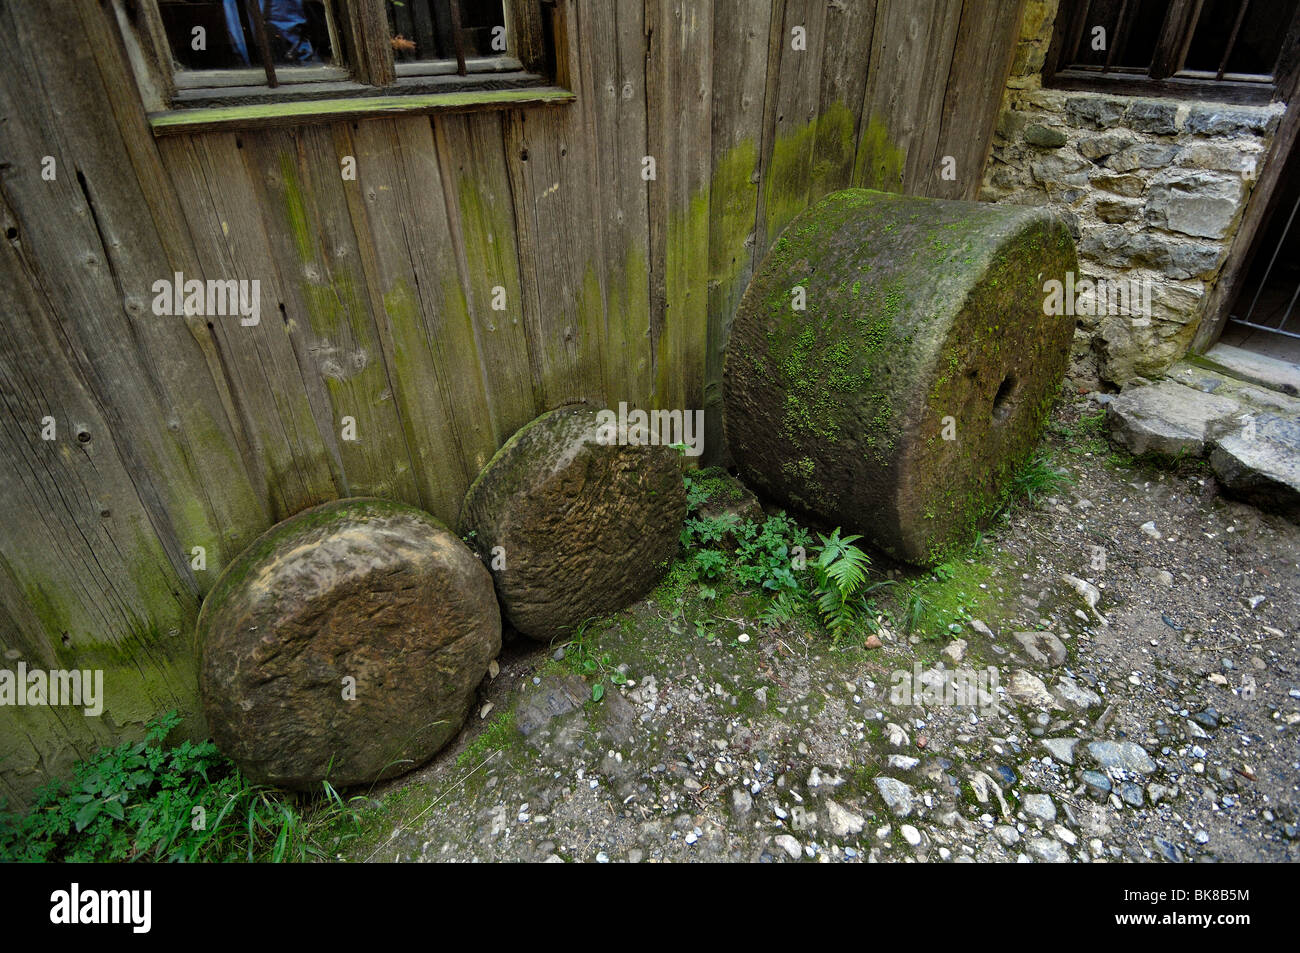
980,0,1286,388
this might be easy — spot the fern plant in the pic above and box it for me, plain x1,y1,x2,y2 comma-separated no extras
810,529,891,639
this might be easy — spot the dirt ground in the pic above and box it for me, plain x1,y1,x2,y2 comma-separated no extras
341,394,1300,863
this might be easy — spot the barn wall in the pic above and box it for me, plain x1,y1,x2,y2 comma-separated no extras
0,0,1024,804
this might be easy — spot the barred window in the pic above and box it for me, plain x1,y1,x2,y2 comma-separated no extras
1046,0,1300,104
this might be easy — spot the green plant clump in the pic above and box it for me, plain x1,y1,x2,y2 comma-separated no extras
0,711,364,862
675,473,891,641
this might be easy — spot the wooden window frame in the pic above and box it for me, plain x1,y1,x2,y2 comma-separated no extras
1044,0,1300,105
109,0,569,133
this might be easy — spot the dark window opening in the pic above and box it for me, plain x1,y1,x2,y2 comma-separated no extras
386,1,509,74
1047,0,1300,103
159,1,338,72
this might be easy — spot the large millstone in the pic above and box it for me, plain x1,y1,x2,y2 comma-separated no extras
724,188,1077,565
197,498,500,790
461,404,687,641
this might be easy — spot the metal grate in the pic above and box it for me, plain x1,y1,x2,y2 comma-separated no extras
1229,187,1300,340
386,1,507,75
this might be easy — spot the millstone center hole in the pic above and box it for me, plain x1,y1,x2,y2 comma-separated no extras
992,374,1016,422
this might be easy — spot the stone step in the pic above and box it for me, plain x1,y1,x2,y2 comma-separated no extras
1105,363,1300,521
1199,343,1300,397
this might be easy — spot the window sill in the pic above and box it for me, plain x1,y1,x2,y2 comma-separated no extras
149,83,574,136
1046,70,1277,106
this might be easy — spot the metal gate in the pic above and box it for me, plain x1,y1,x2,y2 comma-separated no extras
1229,187,1300,341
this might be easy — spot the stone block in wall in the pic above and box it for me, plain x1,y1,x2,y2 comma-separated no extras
1079,226,1222,279
1106,143,1180,173
1144,171,1245,239
1089,172,1147,197
1024,123,1068,148
1094,197,1141,223
1032,154,1091,188
1124,101,1180,136
1149,279,1207,325
1067,327,1102,392
1065,96,1128,129
1078,132,1135,160
1185,105,1280,137
1021,0,1057,40
1096,314,1199,384
1010,42,1048,78
989,162,1028,190
1175,142,1259,178
997,108,1029,142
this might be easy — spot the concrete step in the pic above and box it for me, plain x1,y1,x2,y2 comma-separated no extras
1104,362,1300,521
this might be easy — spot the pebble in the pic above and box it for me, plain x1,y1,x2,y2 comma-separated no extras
731,788,753,816
1023,793,1057,823
994,825,1020,846
1027,837,1068,863
825,799,866,838
875,777,915,817
1140,521,1160,539
1088,741,1157,774
1082,770,1112,799
1119,782,1144,807
901,824,922,846
1042,737,1080,764
773,834,801,860
1054,677,1102,709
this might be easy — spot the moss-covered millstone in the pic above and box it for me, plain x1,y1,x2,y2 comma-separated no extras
723,188,1077,565
196,498,500,790
461,404,687,641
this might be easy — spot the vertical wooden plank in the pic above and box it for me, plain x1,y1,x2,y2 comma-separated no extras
707,0,774,460
807,0,878,204
646,0,714,412
578,0,655,410
506,0,548,72
0,238,201,802
159,133,342,519
753,0,828,254
504,0,610,409
341,116,498,521
240,126,423,501
347,0,397,86
928,0,1026,199
0,0,267,586
855,0,963,196
437,112,541,444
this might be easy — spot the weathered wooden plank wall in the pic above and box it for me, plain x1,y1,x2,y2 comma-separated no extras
0,0,1023,804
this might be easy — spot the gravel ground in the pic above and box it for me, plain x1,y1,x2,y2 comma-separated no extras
346,395,1299,863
